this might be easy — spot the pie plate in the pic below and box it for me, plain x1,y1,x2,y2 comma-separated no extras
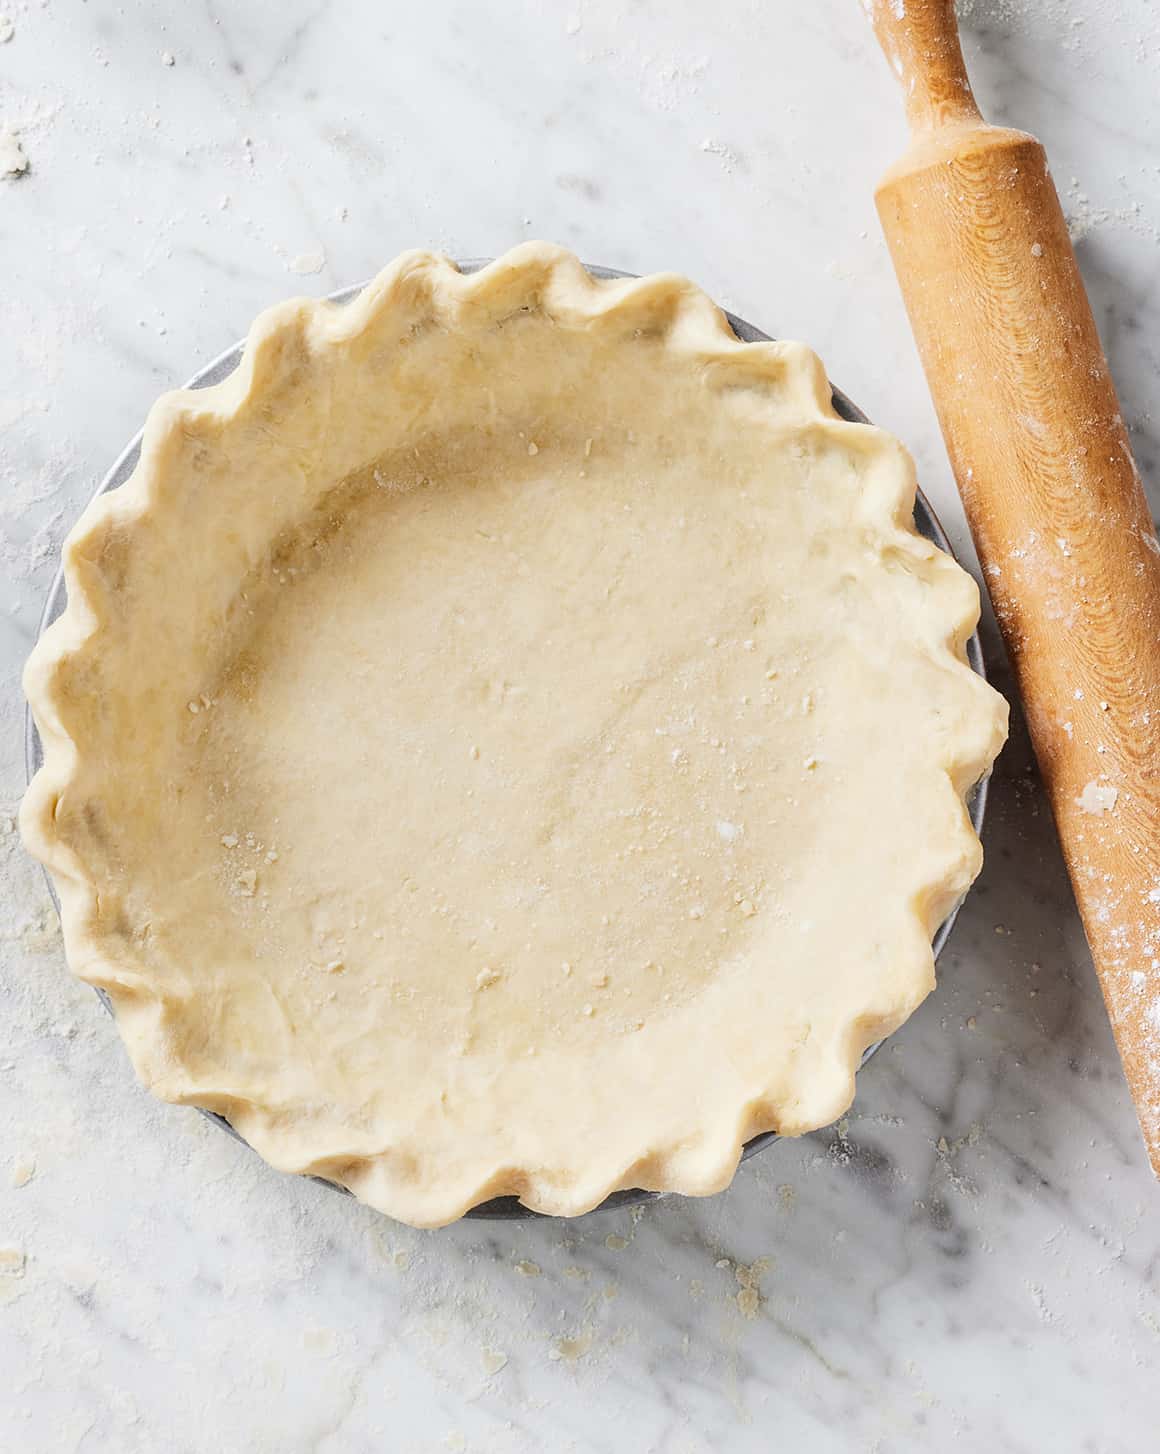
24,257,994,1221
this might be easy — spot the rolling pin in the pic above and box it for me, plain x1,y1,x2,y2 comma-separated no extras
864,0,1160,1175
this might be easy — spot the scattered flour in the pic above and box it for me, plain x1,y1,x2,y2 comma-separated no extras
10,1155,36,1188
288,249,326,276
699,136,740,173
732,1258,771,1319
0,1245,27,1278
0,126,29,178
1065,181,1160,246
549,1325,594,1361
481,1348,508,1375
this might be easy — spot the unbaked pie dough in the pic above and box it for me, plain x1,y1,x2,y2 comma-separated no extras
22,244,1007,1225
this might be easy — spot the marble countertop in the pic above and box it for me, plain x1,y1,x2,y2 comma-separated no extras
2,2,1159,1449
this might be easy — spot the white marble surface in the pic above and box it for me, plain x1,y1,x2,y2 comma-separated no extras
2,2,1159,1449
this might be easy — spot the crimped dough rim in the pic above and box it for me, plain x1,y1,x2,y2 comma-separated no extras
22,243,1008,1225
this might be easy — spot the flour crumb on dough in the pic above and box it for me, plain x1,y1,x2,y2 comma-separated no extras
0,126,29,179
1077,781,1118,815
481,1348,508,1376
514,1260,541,1277
0,16,14,43
160,50,175,66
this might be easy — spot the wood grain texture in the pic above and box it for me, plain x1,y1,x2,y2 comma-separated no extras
867,0,1160,1173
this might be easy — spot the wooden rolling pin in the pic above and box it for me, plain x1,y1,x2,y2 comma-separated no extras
864,0,1160,1175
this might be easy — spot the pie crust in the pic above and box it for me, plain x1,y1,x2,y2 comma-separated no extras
22,243,1007,1226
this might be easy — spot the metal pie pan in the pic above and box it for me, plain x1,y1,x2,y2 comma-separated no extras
26,260,991,1221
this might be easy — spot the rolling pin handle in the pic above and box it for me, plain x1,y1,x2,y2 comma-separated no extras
864,0,982,133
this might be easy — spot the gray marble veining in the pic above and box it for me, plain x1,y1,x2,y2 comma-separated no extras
1,2,1158,1450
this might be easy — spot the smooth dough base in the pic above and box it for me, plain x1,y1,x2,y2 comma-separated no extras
22,245,1007,1225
